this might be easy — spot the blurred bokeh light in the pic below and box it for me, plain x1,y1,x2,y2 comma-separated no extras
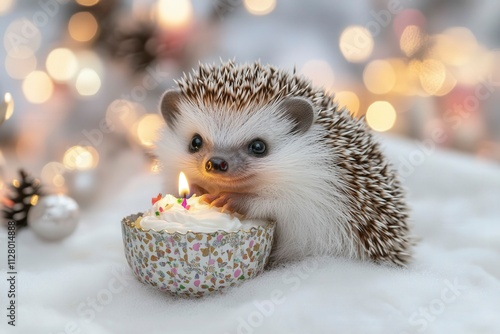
336,91,360,116
46,48,78,82
0,0,14,15
0,0,499,204
156,0,193,29
366,101,397,132
339,26,374,63
22,71,54,104
76,0,100,6
68,12,99,42
363,60,396,95
5,53,37,79
244,0,276,16
75,68,101,96
63,146,99,171
136,114,164,148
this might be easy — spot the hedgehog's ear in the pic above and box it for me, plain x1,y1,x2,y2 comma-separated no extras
160,89,183,128
278,97,315,134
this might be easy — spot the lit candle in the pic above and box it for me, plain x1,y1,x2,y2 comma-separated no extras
178,172,190,210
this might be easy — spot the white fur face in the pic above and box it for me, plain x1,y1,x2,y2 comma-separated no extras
156,98,330,198
156,94,357,261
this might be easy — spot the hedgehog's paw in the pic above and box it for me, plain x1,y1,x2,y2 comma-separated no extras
200,192,248,215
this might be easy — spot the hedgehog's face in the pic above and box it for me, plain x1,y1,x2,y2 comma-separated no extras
157,90,315,195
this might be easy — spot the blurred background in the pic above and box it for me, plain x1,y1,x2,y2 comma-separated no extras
1,0,500,209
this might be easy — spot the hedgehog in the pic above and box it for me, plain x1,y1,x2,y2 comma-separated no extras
156,60,412,266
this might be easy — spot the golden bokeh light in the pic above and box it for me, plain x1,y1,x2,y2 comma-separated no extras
432,27,478,67
106,99,144,133
408,59,423,77
63,146,99,171
156,0,193,30
407,59,430,96
0,0,14,15
53,174,65,188
366,101,397,132
75,68,101,96
339,26,374,63
450,47,493,86
22,71,54,104
243,0,276,15
434,69,457,96
76,0,99,6
363,60,396,95
68,12,99,42
4,19,42,59
300,60,335,90
335,91,360,116
136,114,164,147
387,58,413,95
399,25,425,57
4,93,14,120
46,48,78,82
418,59,446,95
5,53,37,79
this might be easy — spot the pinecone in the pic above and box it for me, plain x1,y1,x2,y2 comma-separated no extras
2,169,43,229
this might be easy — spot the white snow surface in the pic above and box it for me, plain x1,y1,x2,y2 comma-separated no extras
1,136,500,334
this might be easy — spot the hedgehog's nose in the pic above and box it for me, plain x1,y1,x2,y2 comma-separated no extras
206,157,229,173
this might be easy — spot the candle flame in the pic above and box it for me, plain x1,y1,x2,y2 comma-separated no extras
178,172,190,197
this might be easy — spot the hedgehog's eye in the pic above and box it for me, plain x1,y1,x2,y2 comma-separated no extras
248,139,267,156
189,134,203,153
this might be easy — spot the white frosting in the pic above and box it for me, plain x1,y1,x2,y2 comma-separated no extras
139,195,264,233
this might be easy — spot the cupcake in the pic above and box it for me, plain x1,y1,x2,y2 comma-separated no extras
121,194,275,297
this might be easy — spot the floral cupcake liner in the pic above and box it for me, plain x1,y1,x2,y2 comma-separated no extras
121,213,275,297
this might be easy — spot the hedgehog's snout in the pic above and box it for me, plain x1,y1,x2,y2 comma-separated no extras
205,157,229,173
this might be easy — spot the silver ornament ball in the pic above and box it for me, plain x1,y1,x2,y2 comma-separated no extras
27,194,80,241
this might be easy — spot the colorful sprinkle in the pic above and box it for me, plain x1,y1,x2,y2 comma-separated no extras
159,207,164,212
177,198,183,203
155,211,160,216
152,193,162,205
